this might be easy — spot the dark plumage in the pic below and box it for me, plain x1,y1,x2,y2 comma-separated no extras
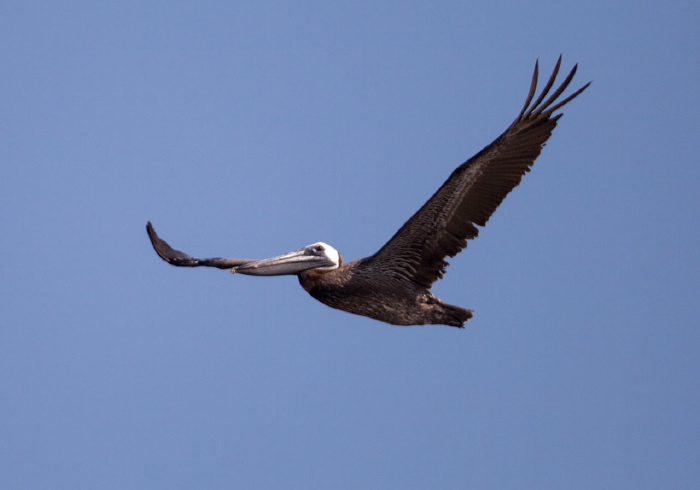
147,57,589,327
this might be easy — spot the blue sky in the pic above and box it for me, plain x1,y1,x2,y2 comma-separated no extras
2,1,699,488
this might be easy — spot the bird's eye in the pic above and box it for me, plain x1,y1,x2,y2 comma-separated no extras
314,245,324,252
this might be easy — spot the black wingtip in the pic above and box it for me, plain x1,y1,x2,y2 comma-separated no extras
516,57,591,123
146,221,197,266
146,221,163,254
146,220,167,260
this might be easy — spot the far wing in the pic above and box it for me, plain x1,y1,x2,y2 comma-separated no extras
146,222,255,269
366,57,590,288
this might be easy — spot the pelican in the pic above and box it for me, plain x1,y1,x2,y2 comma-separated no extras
147,57,589,328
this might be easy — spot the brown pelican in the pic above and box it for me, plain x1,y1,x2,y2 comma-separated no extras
147,57,589,328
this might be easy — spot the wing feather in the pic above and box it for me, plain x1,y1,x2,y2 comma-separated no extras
366,58,590,288
146,222,254,269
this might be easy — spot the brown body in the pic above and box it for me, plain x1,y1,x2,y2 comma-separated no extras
299,260,472,327
146,58,589,328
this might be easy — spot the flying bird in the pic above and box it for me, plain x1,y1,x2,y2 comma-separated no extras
147,57,589,328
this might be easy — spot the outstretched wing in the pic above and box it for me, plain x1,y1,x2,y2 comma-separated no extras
146,222,255,269
366,57,590,288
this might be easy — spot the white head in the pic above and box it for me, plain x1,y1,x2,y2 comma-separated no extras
304,242,341,270
233,241,342,276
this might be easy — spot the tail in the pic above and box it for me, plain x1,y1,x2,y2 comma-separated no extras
441,303,474,328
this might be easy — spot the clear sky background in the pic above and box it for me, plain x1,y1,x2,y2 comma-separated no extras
2,1,699,488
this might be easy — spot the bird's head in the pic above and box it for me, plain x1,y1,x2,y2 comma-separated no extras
232,242,342,276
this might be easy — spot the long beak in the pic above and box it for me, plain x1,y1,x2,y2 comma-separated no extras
232,248,334,276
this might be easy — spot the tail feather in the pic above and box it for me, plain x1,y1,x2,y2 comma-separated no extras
442,303,473,328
